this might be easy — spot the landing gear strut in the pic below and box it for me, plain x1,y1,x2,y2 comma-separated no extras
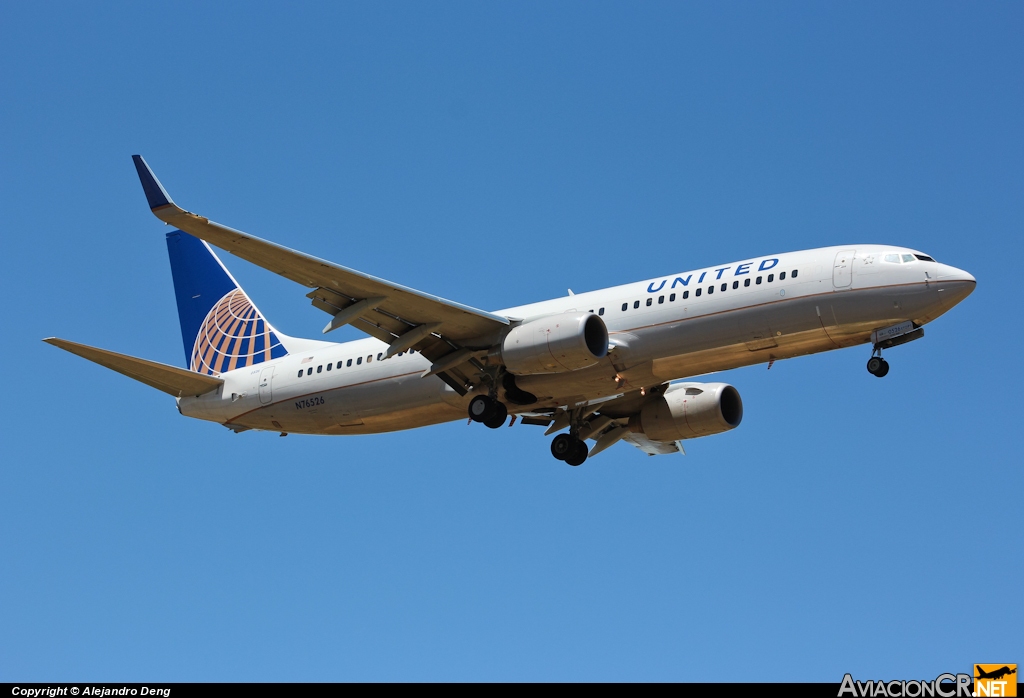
866,351,890,378
468,394,508,428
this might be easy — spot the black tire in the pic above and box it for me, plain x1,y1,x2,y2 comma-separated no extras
468,395,494,422
867,357,883,375
876,359,890,378
484,402,508,429
564,440,589,467
551,433,574,460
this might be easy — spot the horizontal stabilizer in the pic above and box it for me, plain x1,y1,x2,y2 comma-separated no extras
43,338,223,397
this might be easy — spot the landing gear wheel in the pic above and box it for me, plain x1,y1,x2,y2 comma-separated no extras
468,395,495,422
551,433,575,461
483,402,508,429
867,357,883,375
564,439,589,467
875,359,889,377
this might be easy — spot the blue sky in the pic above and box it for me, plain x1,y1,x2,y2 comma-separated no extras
1,2,1021,682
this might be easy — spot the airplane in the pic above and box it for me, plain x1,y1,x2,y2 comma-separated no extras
976,666,1016,681
44,155,977,466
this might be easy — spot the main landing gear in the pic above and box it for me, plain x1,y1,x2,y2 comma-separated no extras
866,352,890,378
551,433,588,467
468,392,590,466
468,394,508,429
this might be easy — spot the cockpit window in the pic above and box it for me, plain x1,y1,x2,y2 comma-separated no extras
901,254,915,263
884,254,900,263
915,254,936,262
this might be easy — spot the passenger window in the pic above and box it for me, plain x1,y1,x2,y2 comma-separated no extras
317,365,322,373
347,359,352,367
792,269,798,278
357,357,362,365
732,281,738,289
621,303,628,311
646,298,652,306
297,370,303,378
634,300,640,309
377,353,383,361
367,355,373,363
669,293,676,302
599,307,605,315
779,271,786,280
756,276,762,284
683,291,689,299
744,278,751,287
721,283,727,292
326,363,332,371
658,296,664,304
307,367,313,375
768,274,774,282
337,361,343,369
902,254,915,263
695,288,702,297
884,254,900,263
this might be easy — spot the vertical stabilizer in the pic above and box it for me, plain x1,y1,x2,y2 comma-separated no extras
166,230,289,374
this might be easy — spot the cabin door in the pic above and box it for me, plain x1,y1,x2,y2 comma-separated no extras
833,249,856,289
258,366,275,405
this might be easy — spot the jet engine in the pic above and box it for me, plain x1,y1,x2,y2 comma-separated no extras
629,382,743,441
500,311,609,375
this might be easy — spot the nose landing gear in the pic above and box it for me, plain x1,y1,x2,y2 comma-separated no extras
867,353,890,378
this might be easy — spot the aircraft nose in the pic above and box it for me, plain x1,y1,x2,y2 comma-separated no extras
936,263,976,285
933,264,976,306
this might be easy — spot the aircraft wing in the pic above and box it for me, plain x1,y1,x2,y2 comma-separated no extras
132,156,509,393
44,338,223,397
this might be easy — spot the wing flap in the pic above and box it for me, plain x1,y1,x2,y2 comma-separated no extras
44,338,223,397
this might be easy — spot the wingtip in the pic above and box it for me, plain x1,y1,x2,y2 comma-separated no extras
132,154,175,210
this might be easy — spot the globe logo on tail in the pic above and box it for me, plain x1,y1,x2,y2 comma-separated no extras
191,288,286,375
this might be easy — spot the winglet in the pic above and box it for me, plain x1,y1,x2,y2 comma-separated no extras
132,154,175,210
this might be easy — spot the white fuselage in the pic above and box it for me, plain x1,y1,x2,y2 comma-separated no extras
179,245,975,435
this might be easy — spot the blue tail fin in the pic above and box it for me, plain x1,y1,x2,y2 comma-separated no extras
166,230,289,374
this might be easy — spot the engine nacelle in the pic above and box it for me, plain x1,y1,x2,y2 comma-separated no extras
501,311,609,375
630,382,743,442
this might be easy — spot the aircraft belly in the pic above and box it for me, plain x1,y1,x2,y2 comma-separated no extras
824,283,945,342
227,369,455,435
338,370,442,418
649,284,943,380
323,402,465,435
